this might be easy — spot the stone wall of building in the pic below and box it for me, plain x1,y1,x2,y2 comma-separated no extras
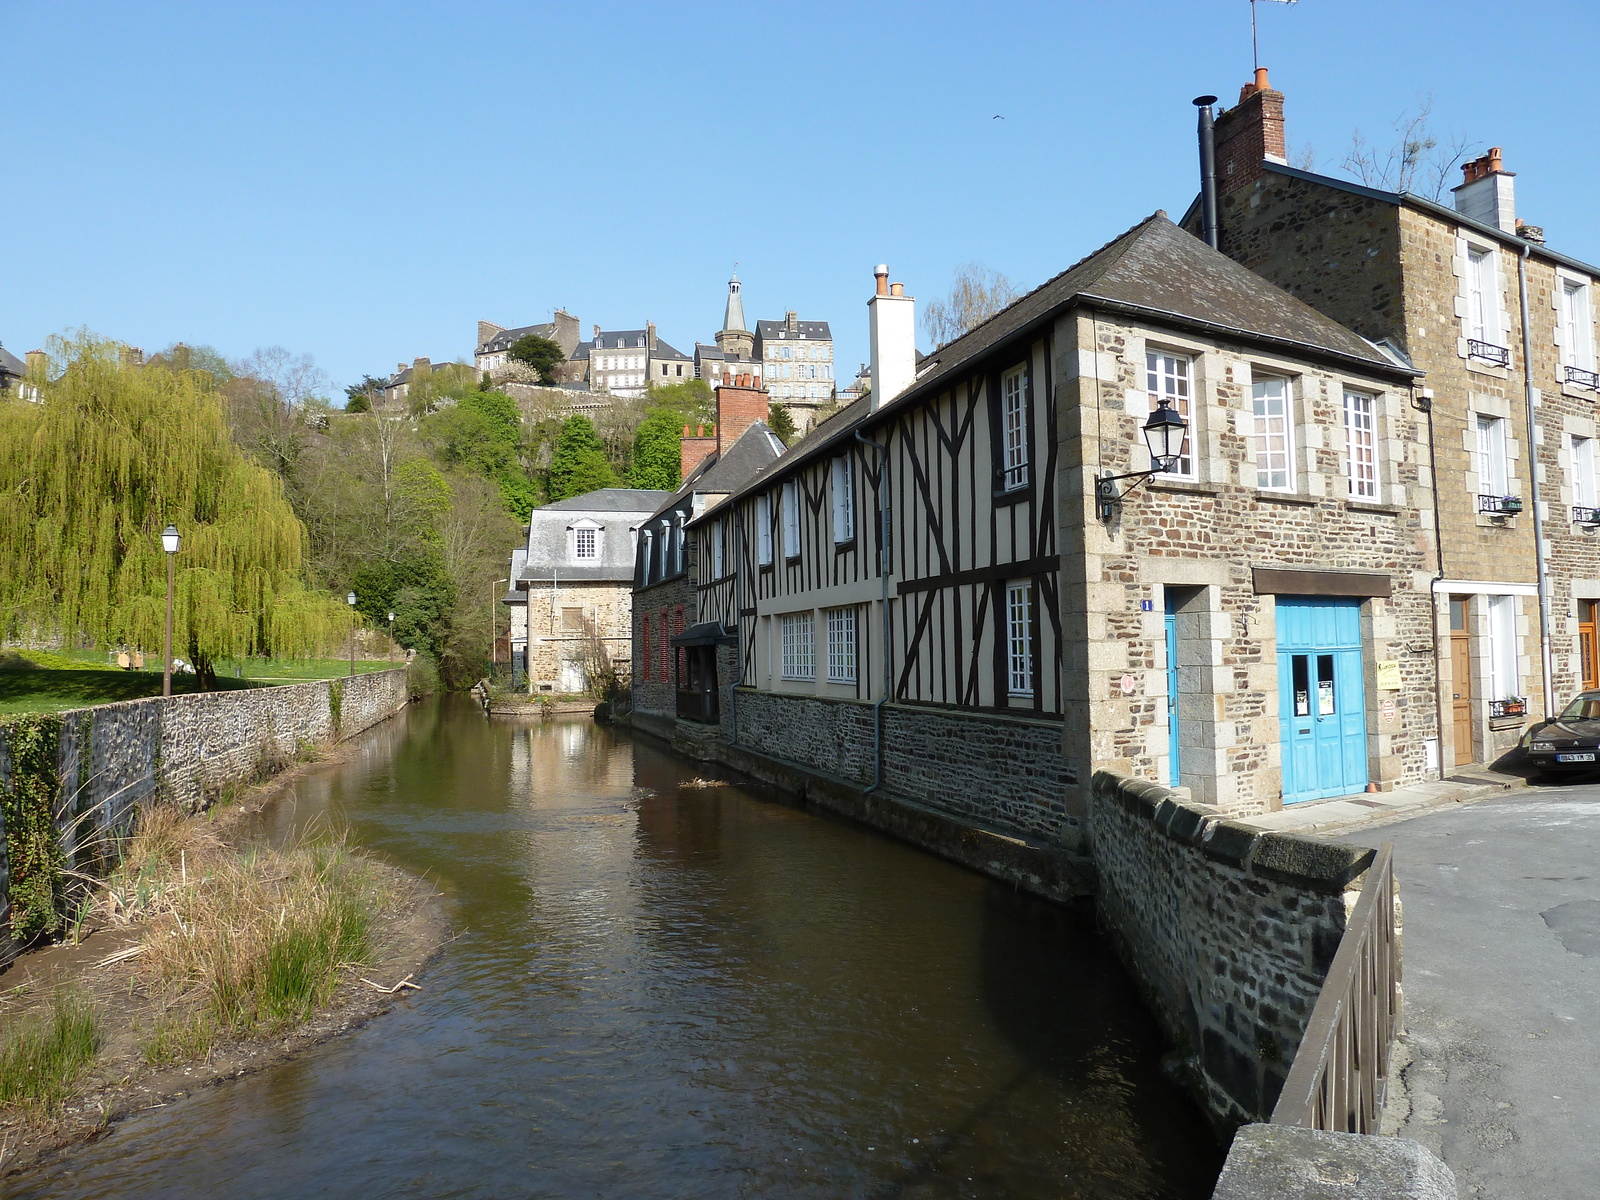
522,581,634,694
631,573,694,719
731,690,1077,844
1088,769,1373,1129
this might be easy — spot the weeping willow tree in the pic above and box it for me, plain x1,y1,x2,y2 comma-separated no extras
0,333,352,684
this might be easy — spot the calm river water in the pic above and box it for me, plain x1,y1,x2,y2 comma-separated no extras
16,698,1222,1199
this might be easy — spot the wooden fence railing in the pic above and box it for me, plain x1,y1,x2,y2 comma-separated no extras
1270,842,1402,1133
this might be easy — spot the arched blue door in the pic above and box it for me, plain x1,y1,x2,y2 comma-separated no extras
1276,596,1369,803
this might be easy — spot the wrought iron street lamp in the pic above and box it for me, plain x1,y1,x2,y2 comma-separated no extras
161,524,181,697
1095,398,1190,520
347,590,358,677
387,610,396,664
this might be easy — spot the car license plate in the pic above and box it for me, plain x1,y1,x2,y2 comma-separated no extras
1557,752,1596,763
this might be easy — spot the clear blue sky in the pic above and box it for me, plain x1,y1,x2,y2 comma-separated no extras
5,1,1597,398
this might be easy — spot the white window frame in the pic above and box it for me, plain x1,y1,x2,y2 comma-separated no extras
1000,364,1029,491
1488,594,1519,702
780,611,814,680
782,479,800,558
1146,350,1194,477
1344,390,1378,499
1561,278,1595,371
574,525,599,560
1477,413,1509,498
757,494,773,565
711,520,725,579
831,456,855,542
640,530,654,585
1465,245,1503,347
1250,375,1294,491
1005,580,1034,698
674,513,687,574
1574,435,1597,510
826,607,857,683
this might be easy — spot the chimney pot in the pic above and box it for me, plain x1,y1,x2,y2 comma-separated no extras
889,282,904,297
874,265,889,297
1254,66,1270,92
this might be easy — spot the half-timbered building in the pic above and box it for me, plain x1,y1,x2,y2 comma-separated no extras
686,215,1431,839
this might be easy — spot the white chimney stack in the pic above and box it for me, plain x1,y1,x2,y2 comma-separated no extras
1452,147,1517,234
868,264,915,410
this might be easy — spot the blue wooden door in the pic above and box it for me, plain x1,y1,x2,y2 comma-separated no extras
1165,596,1181,786
1277,597,1369,803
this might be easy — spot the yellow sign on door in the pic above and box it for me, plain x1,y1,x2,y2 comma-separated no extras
1375,659,1402,691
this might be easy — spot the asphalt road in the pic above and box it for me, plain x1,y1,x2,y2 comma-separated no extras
1344,783,1600,1200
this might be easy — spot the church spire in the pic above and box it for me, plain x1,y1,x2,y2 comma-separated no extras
715,271,754,361
721,272,748,334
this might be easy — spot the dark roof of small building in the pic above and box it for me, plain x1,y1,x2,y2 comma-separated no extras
480,322,556,353
571,340,593,361
0,345,24,378
647,421,787,524
717,211,1420,508
593,330,649,350
695,343,724,361
654,338,692,362
537,488,673,513
755,320,832,341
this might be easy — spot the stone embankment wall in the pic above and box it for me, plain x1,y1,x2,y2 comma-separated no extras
1,669,410,962
1088,770,1374,1131
731,691,1077,844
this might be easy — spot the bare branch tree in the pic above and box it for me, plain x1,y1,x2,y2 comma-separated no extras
923,263,1022,348
1341,97,1476,201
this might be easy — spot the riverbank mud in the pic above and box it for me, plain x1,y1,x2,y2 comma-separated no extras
0,745,450,1180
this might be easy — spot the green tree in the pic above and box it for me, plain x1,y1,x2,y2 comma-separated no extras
628,407,685,491
509,334,565,385
768,402,797,445
547,415,617,500
0,334,350,685
345,374,387,410
426,390,521,476
642,378,714,426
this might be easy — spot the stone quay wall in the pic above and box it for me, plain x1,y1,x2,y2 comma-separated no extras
1088,769,1374,1131
1,669,410,961
732,689,1076,844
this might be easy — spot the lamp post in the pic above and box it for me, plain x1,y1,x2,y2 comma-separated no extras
387,610,396,664
1095,398,1190,520
161,524,181,697
347,590,358,677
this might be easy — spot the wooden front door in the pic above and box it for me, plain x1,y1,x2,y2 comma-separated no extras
1580,600,1600,692
1450,597,1474,765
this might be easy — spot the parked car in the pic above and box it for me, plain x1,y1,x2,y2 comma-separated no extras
1522,692,1600,774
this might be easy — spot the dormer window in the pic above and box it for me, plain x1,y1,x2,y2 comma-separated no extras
575,528,597,559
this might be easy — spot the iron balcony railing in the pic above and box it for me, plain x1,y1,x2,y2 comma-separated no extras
1271,844,1401,1134
1489,697,1528,719
1573,505,1600,526
1468,339,1511,367
1478,493,1523,516
1567,365,1600,390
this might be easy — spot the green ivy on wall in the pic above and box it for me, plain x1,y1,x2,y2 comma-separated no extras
0,714,66,942
329,678,345,739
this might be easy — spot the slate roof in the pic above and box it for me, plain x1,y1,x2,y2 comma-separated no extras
755,319,831,341
0,345,24,379
649,421,787,525
538,488,673,513
593,330,649,350
480,322,556,354
653,338,692,362
718,211,1420,507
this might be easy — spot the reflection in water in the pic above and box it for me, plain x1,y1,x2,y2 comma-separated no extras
18,698,1222,1199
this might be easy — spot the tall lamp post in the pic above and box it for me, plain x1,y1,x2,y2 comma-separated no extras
347,590,358,677
161,524,181,697
387,610,396,664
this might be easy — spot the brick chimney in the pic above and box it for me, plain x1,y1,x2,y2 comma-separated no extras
477,320,503,349
680,424,717,478
25,350,47,378
1453,147,1517,234
784,311,799,334
413,356,431,374
1212,67,1286,195
715,375,770,454
551,309,579,355
646,322,658,352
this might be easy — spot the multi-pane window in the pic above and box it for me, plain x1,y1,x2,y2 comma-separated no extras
1343,390,1378,499
675,514,687,574
1250,376,1293,490
1001,365,1029,490
1146,352,1193,476
1574,436,1597,509
1488,594,1519,701
640,531,654,584
1467,248,1498,344
711,520,725,578
1006,581,1034,698
1562,280,1595,370
831,456,855,542
781,612,814,680
757,494,773,565
574,527,597,559
1477,414,1509,497
826,607,857,683
782,479,800,557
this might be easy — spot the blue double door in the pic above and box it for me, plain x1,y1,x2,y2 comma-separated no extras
1276,597,1369,803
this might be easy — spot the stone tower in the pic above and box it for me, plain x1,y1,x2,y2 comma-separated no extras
714,274,754,360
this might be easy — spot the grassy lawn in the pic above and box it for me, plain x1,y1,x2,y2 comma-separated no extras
0,652,397,714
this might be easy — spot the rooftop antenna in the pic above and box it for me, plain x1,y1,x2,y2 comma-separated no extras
1250,0,1297,71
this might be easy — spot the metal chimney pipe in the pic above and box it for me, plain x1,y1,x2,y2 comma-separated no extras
1194,95,1220,250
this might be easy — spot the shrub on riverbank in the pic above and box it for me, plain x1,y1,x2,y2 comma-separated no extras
0,987,102,1113
406,653,439,699
97,808,388,1061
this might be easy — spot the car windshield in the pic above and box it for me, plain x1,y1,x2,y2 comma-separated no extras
1560,695,1600,721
